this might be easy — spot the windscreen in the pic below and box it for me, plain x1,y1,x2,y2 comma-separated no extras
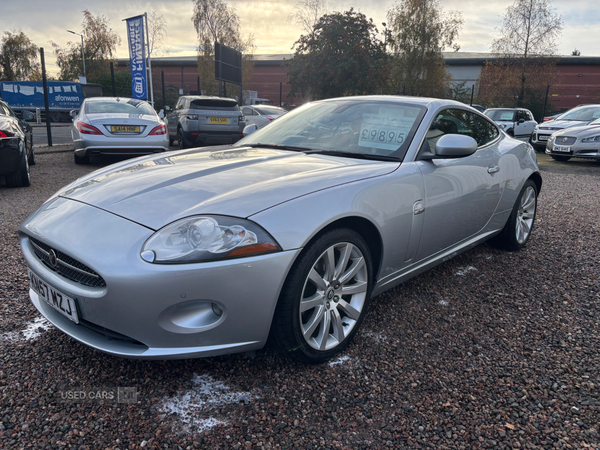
236,99,426,160
559,106,600,121
86,99,155,115
484,109,516,121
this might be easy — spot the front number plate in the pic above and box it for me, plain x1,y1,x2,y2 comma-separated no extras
27,269,79,323
538,135,549,141
554,145,571,153
209,117,229,124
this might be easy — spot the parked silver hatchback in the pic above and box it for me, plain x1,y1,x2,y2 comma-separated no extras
166,96,245,148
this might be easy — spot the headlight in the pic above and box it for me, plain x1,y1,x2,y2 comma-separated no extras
141,215,280,264
581,135,600,143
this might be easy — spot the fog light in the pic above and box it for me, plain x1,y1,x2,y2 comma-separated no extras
212,303,223,317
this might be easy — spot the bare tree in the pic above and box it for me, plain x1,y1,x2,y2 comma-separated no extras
147,11,168,57
191,0,254,97
386,0,463,97
490,0,563,106
0,31,40,81
288,0,330,35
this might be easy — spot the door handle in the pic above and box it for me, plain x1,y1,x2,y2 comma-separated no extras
487,165,500,174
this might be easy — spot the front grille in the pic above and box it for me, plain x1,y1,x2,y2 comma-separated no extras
554,136,576,145
29,237,106,288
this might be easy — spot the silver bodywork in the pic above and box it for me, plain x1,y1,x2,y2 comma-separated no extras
19,96,541,359
545,120,600,160
241,106,287,129
72,97,169,158
531,104,600,150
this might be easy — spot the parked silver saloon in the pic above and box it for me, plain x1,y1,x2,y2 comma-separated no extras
545,118,600,161
20,96,541,363
72,97,169,164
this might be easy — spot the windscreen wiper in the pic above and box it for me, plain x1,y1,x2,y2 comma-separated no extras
246,143,313,152
303,150,401,162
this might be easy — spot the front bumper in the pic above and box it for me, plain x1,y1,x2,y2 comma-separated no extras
530,131,551,149
19,197,299,359
545,140,600,160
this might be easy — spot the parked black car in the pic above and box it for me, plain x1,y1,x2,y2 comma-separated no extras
0,99,35,187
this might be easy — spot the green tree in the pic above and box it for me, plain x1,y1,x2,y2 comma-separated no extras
0,31,40,81
386,0,463,97
52,10,121,82
286,9,388,100
490,0,563,107
191,0,254,98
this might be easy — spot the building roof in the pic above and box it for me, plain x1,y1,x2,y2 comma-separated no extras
118,52,600,67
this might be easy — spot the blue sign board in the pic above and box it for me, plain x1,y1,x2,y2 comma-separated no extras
0,81,83,110
126,15,147,99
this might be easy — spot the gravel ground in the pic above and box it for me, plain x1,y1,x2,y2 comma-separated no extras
0,151,599,449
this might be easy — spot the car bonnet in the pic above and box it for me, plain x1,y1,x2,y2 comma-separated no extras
56,146,398,230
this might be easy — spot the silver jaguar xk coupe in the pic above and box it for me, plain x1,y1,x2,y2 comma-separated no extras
19,96,541,363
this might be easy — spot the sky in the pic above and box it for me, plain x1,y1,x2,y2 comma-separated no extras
1,0,599,77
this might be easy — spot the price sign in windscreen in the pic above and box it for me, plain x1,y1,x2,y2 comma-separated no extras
358,106,418,153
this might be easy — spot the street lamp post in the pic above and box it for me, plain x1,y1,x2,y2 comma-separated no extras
67,30,86,80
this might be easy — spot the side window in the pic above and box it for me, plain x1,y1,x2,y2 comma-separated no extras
516,110,527,121
527,111,534,121
471,115,499,147
426,109,498,152
426,109,473,153
175,98,184,110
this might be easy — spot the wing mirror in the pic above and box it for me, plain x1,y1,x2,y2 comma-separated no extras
243,124,258,136
518,118,525,124
21,110,34,121
420,134,478,160
69,110,79,119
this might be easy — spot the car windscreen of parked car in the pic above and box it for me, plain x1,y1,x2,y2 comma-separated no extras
85,99,156,115
484,109,516,121
236,99,426,160
558,106,600,121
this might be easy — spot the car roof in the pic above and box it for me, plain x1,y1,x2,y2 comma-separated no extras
317,95,473,110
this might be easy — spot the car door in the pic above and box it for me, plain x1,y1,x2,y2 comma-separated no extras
166,98,184,137
241,107,257,127
414,109,503,261
514,110,532,138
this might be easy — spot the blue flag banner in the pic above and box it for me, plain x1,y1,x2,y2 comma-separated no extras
126,15,147,99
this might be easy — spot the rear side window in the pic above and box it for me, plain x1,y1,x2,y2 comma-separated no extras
190,99,239,109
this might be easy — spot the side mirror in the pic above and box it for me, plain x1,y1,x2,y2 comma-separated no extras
21,110,34,121
518,118,525,124
433,134,478,158
164,105,171,112
243,124,258,136
69,110,79,119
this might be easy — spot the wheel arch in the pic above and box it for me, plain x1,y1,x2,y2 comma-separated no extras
295,215,384,283
528,171,542,195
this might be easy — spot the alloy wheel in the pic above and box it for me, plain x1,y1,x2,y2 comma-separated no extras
516,186,536,244
299,242,369,351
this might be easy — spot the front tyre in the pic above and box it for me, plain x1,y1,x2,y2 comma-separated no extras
490,180,537,251
272,229,373,363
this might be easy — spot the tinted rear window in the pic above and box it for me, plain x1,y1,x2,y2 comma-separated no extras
86,99,155,115
190,99,239,109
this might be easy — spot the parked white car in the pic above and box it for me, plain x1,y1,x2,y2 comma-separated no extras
241,105,287,129
484,108,537,142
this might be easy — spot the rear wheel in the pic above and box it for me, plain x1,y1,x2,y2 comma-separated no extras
74,152,89,164
490,180,537,251
177,128,187,149
5,144,30,187
272,229,373,363
49,111,61,123
551,155,571,162
27,142,36,166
